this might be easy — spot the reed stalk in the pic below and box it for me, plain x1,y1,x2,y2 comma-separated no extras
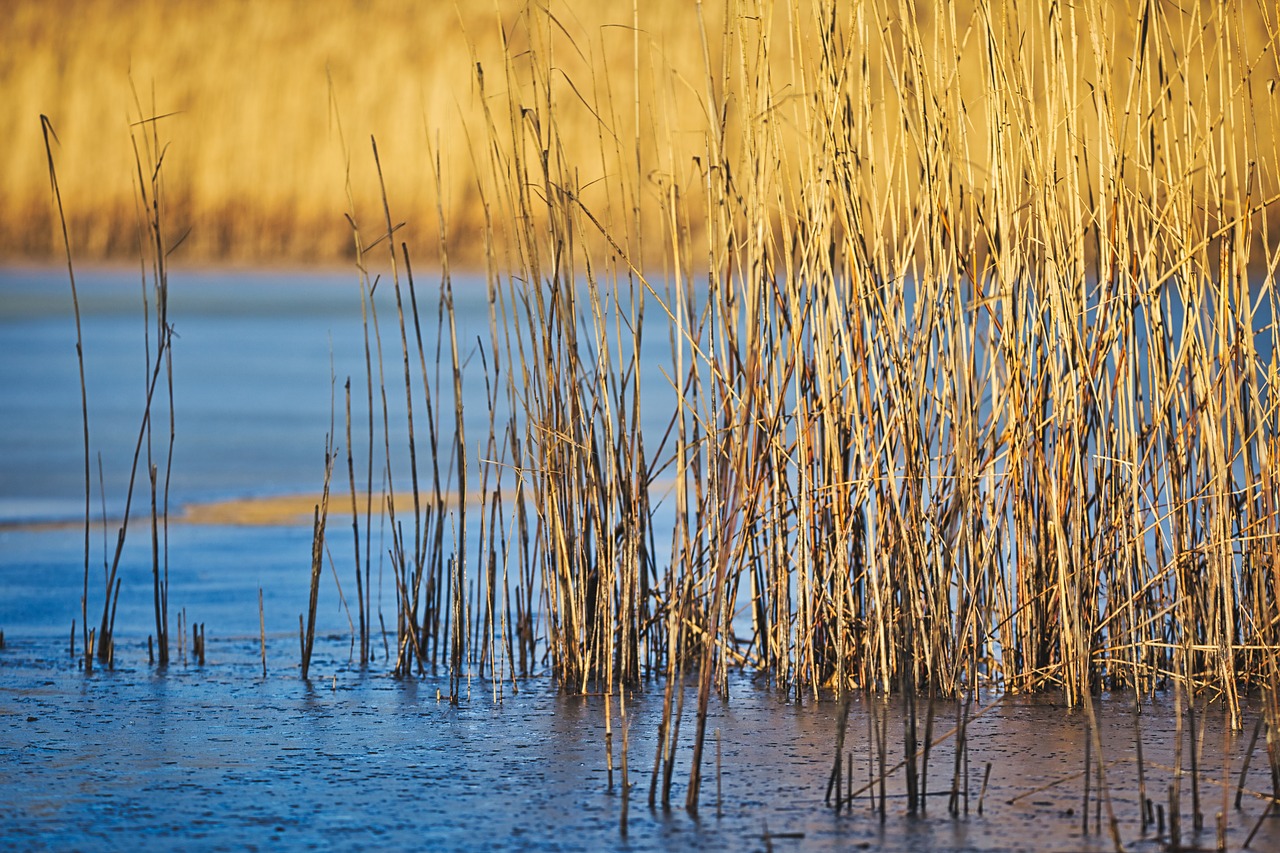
259,587,267,678
301,435,334,680
40,115,92,674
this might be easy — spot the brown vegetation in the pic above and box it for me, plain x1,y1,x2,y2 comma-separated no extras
10,1,1278,268
6,0,718,265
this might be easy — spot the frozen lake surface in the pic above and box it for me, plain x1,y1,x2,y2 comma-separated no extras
4,633,1279,852
2,267,1278,850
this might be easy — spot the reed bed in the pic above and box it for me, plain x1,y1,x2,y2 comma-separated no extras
388,0,1280,716
12,1,1275,269
245,0,1280,729
6,0,730,266
33,0,1280,810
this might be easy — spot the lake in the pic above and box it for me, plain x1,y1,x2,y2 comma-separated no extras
2,266,1278,850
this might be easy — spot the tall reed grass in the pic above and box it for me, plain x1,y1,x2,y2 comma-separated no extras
322,0,1280,727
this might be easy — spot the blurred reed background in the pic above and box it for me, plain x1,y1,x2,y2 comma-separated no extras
7,1,1277,267
5,0,711,265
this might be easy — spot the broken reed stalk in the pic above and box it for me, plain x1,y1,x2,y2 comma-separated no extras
605,691,615,791
301,435,334,680
259,587,267,678
977,762,992,816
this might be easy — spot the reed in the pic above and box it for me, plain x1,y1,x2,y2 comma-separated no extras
301,433,334,681
259,587,267,678
40,115,92,674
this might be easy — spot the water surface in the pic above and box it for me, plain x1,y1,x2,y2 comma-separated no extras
3,267,1278,850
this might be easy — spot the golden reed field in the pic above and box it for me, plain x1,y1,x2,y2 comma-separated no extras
4,0,1278,268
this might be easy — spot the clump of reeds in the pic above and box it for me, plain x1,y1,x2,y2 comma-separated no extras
251,1,1280,823
308,0,1280,743
472,0,1280,714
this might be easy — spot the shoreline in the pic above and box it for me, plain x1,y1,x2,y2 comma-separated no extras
0,488,518,533
1,492,364,532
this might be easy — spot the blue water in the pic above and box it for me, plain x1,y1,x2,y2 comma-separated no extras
3,266,1280,851
0,265,505,522
0,264,678,641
